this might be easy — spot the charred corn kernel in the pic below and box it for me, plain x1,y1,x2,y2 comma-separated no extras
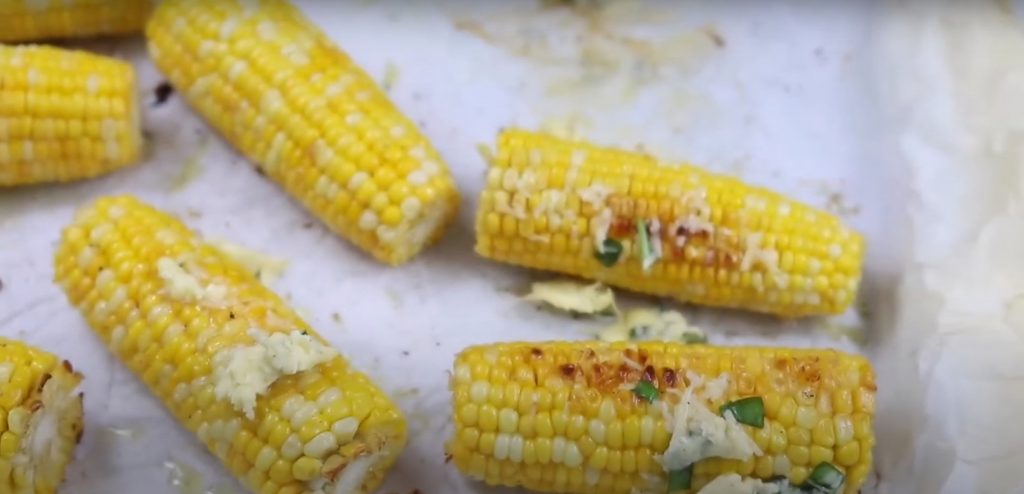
146,0,459,265
0,339,83,494
54,195,407,494
0,45,141,186
0,0,153,42
476,130,865,316
447,341,876,494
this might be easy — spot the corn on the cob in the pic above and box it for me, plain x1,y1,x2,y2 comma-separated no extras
0,338,84,494
476,130,865,317
0,0,153,43
447,341,875,494
0,45,141,186
146,0,459,266
54,195,407,494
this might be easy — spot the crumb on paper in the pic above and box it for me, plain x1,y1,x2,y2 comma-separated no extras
702,25,726,48
186,209,202,219
171,137,209,192
332,312,343,324
302,220,315,229
597,307,707,343
476,143,495,165
524,280,617,316
104,426,143,440
393,387,420,399
386,288,402,308
381,61,400,92
153,81,174,107
164,459,203,494
211,240,288,285
820,321,867,345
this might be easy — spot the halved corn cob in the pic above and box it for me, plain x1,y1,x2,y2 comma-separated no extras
447,341,875,494
54,195,407,494
0,338,84,494
476,130,865,317
146,0,459,266
0,45,142,186
0,0,153,43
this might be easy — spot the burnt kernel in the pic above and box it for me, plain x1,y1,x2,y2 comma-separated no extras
663,368,677,387
530,347,543,358
559,364,576,377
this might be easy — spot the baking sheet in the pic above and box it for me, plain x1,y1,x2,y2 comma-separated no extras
1,0,1017,493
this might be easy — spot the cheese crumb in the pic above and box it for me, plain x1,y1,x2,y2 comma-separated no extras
597,308,706,344
212,330,337,418
525,280,616,316
156,257,228,304
697,474,781,494
212,241,288,285
660,377,761,472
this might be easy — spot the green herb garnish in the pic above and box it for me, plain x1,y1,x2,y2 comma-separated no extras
631,380,659,403
595,238,623,267
666,465,693,492
720,396,765,428
805,462,845,493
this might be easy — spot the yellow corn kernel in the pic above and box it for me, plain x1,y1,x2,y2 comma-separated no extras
475,129,865,316
0,0,152,42
447,341,876,494
146,0,459,265
0,339,83,493
0,45,141,186
54,195,407,494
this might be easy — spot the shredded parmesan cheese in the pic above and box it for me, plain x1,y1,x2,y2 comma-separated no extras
212,330,337,418
156,257,228,305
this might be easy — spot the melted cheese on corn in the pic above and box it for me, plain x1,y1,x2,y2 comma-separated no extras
212,330,337,418
697,474,781,494
661,376,761,471
212,241,287,285
156,257,228,305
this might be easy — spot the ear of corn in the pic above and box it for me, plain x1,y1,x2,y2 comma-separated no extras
146,0,460,266
447,341,875,494
0,45,142,186
475,130,865,317
54,195,407,494
0,338,84,494
0,0,153,42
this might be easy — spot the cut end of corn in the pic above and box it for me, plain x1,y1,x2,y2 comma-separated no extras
447,341,875,494
0,0,154,43
54,195,407,494
146,0,459,265
0,338,84,493
0,45,142,186
475,129,866,317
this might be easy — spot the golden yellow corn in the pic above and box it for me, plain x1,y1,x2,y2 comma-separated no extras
0,45,141,186
0,0,153,42
146,0,459,265
447,341,875,494
0,338,84,494
476,130,865,317
54,195,407,494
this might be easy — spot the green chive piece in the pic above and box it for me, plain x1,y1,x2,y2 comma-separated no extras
720,396,765,428
631,380,659,403
681,332,707,344
595,238,623,267
806,462,845,492
636,219,653,269
666,465,693,492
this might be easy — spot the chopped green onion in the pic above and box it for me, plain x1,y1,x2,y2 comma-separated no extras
631,380,659,403
666,465,693,492
720,396,765,428
805,462,845,493
595,238,623,267
636,219,655,271
681,332,707,344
